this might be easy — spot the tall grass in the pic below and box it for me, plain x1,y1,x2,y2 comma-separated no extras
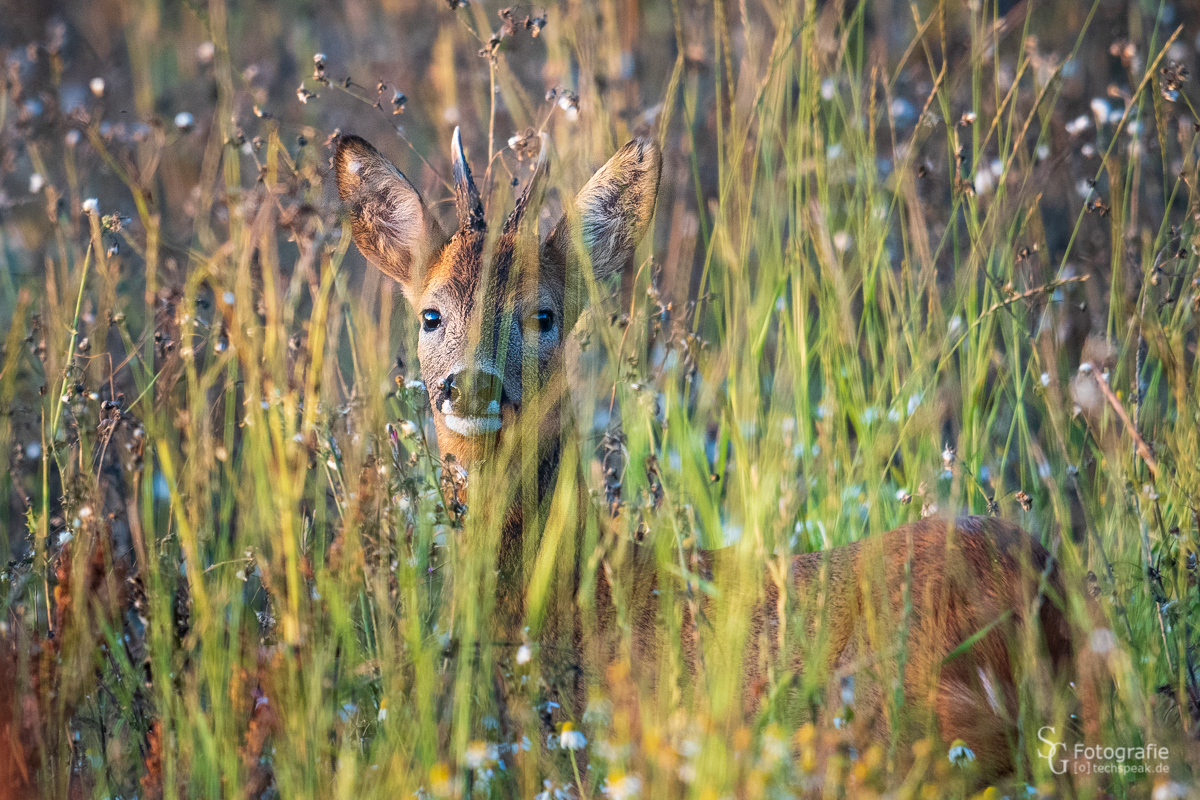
1,0,1198,797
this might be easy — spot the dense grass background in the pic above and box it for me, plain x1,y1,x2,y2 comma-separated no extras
2,0,1200,796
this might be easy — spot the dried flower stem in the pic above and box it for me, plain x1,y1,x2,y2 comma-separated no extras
569,749,589,800
980,275,1089,318
1085,363,1160,479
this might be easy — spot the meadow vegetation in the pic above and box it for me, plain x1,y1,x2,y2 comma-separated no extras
1,0,1199,797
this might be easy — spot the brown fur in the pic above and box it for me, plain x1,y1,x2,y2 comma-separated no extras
770,516,1075,778
336,131,1089,780
1,539,123,799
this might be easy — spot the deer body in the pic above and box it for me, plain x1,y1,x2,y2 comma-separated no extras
335,131,1081,780
774,516,1073,776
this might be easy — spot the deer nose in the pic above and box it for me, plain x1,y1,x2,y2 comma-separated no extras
442,370,505,416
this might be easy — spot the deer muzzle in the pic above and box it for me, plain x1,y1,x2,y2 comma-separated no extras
438,370,509,437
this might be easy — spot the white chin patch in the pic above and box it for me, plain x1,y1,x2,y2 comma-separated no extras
443,414,503,437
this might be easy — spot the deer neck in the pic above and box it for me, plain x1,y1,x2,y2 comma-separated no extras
483,405,583,630
496,436,563,569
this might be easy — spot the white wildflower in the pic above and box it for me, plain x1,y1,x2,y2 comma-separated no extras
973,169,994,196
1153,781,1189,800
465,740,491,769
948,741,975,766
602,773,642,800
559,725,586,750
1066,115,1090,135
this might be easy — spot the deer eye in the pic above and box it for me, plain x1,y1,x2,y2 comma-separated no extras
535,310,555,333
421,309,442,331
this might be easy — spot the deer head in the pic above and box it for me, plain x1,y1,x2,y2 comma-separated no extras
335,128,661,473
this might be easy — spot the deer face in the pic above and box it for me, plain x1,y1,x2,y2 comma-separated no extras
335,129,661,467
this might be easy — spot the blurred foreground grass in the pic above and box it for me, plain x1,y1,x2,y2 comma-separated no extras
1,0,1200,797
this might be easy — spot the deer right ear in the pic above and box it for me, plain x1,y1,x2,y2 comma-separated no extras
547,136,662,284
335,135,445,302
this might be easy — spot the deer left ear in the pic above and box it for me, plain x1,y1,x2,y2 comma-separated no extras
335,134,445,302
547,137,662,283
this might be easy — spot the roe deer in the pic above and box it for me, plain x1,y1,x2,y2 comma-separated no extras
334,129,1094,780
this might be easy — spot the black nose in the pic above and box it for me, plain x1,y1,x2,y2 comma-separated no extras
443,371,505,414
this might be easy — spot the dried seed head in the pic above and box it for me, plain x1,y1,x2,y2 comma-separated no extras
1160,61,1189,102
556,90,580,120
498,7,517,37
480,32,503,58
507,127,542,160
525,14,547,36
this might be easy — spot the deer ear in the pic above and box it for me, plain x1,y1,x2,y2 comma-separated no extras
547,136,661,283
335,135,445,302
